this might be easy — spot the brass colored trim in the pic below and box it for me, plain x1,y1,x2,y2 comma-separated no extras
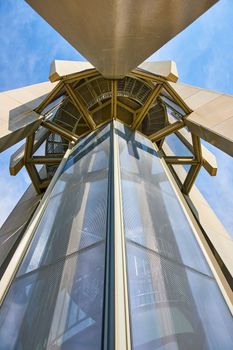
181,164,202,194
25,163,42,194
164,82,192,114
29,156,62,164
39,179,51,190
117,100,136,114
180,134,202,194
131,70,166,84
91,99,111,114
175,129,217,176
132,83,162,130
164,156,198,165
150,120,184,142
192,134,202,162
62,69,99,84
64,82,96,130
35,81,63,114
24,134,42,194
10,128,50,176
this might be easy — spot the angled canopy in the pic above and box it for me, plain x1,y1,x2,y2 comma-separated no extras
170,82,233,157
49,59,179,82
49,60,94,82
0,81,57,152
26,0,217,78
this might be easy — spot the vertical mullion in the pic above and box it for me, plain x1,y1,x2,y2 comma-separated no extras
102,122,115,350
113,121,131,350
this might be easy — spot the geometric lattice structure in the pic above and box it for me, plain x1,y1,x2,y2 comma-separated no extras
5,62,222,196
0,1,233,349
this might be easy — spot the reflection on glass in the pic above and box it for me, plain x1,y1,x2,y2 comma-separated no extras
18,124,110,275
127,243,233,350
117,122,211,275
0,244,105,350
0,124,110,350
117,122,233,350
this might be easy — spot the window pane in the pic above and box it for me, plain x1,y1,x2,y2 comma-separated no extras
0,124,110,350
117,122,211,275
117,122,233,350
127,243,233,350
0,244,105,350
18,124,110,275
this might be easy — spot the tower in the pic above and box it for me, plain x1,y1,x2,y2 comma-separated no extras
0,1,232,349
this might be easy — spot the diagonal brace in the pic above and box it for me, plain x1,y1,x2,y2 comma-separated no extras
64,82,96,130
132,84,162,130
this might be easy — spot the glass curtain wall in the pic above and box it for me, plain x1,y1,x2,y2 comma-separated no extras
0,121,232,350
116,122,233,350
0,124,111,350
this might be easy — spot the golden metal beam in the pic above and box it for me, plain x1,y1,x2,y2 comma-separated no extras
64,82,96,130
181,164,202,195
131,70,165,84
10,128,50,176
39,179,51,190
164,156,198,165
25,164,42,194
150,120,184,143
91,99,111,114
29,156,62,165
111,80,117,120
175,129,217,176
179,134,202,194
35,81,63,114
192,134,202,162
117,100,136,114
164,82,191,114
132,84,162,130
24,133,34,161
24,134,42,194
62,70,99,84
42,121,78,143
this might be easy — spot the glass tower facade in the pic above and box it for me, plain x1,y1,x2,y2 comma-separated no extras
0,122,232,350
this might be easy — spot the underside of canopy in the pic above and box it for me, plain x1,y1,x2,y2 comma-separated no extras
26,0,217,78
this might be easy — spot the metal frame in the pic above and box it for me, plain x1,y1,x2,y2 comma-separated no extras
132,83,163,130
64,82,96,130
10,67,219,206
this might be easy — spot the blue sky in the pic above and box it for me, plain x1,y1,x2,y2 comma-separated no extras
0,0,233,237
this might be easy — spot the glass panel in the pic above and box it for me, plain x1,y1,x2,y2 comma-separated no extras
117,122,211,275
17,124,110,275
0,244,105,350
117,121,233,350
0,124,110,350
160,88,186,118
165,133,192,157
127,243,233,350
